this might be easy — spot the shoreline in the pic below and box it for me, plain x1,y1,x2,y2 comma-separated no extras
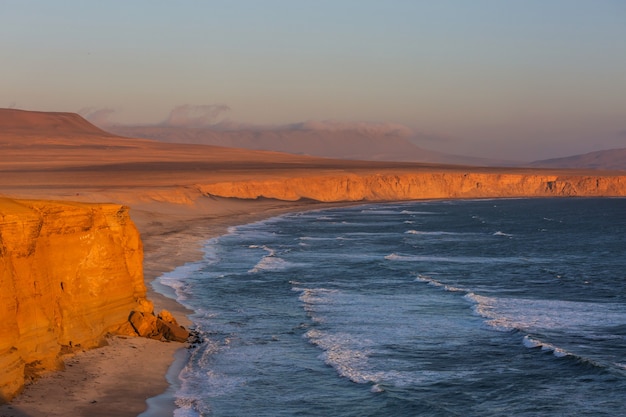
2,194,624,416
134,198,365,416
2,110,626,416
0,197,355,417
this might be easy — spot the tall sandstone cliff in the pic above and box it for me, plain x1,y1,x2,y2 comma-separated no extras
198,172,626,201
0,198,149,402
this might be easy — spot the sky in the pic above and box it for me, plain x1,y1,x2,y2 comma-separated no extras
1,0,625,161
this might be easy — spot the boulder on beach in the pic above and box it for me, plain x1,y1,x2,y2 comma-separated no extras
129,310,190,342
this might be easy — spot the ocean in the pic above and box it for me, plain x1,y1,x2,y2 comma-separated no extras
156,198,626,416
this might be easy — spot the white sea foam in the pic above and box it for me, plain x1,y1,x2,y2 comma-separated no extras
463,291,626,367
296,287,339,308
199,238,222,263
248,255,290,273
296,284,477,388
415,274,468,293
615,362,626,371
400,210,436,215
296,287,383,384
343,231,397,237
405,230,459,236
247,245,295,273
522,335,570,357
493,231,513,237
371,384,385,393
384,253,408,261
385,252,531,264
413,274,625,367
156,261,206,303
542,217,563,223
359,209,400,215
304,328,478,388
229,226,278,242
298,236,334,241
295,287,339,322
466,293,626,333
156,277,189,301
173,397,202,417
315,216,335,220
304,328,384,384
173,367,246,417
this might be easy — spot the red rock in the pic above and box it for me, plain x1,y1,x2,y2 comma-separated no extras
156,319,190,343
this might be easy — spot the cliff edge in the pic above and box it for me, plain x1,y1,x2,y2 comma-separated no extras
197,171,626,201
0,198,150,402
0,108,112,137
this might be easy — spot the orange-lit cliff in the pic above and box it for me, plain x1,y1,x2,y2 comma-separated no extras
197,171,626,201
0,198,149,402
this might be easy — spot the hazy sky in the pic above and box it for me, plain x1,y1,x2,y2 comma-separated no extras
2,1,625,161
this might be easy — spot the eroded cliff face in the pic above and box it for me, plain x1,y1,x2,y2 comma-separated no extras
0,198,149,402
197,172,626,201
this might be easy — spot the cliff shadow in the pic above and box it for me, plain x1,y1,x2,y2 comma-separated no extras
0,404,34,417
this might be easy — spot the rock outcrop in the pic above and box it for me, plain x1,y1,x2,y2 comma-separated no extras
197,171,626,201
129,309,190,343
0,198,149,402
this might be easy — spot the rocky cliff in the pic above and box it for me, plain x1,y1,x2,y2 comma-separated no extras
197,171,626,201
0,198,150,402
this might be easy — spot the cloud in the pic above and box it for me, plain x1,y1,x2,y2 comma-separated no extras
162,104,230,128
410,131,455,145
153,116,415,137
286,120,415,138
617,130,626,138
78,107,116,126
116,106,454,146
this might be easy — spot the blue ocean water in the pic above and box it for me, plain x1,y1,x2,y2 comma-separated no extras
158,198,626,416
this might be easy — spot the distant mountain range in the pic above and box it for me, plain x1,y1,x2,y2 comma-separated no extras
3,108,624,171
107,124,510,167
529,148,626,171
109,124,626,171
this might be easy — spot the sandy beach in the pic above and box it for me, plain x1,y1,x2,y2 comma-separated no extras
0,190,341,417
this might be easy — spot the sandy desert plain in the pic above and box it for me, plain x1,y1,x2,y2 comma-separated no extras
1,108,626,417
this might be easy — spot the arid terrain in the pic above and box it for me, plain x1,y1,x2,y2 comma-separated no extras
1,108,625,416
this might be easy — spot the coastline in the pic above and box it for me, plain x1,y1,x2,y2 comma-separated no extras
2,110,626,416
0,196,352,417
